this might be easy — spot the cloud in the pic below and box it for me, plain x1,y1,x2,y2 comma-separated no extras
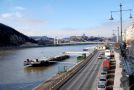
15,6,25,10
0,12,23,19
0,6,25,19
41,20,134,38
16,18,48,25
1,13,13,18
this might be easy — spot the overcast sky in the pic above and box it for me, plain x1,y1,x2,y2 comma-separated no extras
0,0,134,38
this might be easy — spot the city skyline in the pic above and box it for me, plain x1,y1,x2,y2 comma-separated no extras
0,0,134,38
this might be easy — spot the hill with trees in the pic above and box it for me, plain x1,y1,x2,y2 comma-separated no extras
0,23,37,47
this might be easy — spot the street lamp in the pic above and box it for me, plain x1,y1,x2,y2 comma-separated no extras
109,3,133,42
129,9,133,19
110,11,114,20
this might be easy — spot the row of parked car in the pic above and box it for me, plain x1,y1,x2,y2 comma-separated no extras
98,49,114,60
96,50,115,90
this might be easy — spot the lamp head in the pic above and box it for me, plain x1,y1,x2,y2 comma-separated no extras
110,15,114,20
129,13,133,19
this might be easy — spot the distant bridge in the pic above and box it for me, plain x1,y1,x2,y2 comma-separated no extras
56,41,114,45
63,51,90,54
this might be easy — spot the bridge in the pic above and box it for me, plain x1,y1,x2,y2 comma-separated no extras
55,41,114,45
63,51,90,54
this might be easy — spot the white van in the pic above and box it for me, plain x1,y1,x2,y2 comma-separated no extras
105,49,111,58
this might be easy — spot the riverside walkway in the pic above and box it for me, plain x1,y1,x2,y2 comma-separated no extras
113,51,123,90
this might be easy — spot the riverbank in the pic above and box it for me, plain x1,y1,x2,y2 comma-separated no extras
0,43,96,50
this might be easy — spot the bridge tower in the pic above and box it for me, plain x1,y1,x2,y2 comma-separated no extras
54,37,59,45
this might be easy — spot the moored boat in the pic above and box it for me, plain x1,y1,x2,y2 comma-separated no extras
24,55,70,67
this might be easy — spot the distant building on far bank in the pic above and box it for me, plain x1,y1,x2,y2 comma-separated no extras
126,22,134,44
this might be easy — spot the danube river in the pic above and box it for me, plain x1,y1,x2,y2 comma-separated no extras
0,44,96,90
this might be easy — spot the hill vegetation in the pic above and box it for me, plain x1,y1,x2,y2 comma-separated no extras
0,23,37,47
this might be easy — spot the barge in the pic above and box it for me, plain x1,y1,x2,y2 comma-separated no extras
24,55,70,67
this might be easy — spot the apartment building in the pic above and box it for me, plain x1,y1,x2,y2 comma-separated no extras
126,22,134,44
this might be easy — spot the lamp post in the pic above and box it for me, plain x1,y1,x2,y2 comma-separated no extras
109,3,133,42
120,4,123,42
112,30,115,42
117,27,119,42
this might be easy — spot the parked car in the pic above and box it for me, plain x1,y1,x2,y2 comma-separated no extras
96,70,107,90
100,52,104,55
105,49,111,58
96,80,106,90
98,56,103,59
100,70,107,76
101,60,110,71
99,75,107,81
98,54,104,59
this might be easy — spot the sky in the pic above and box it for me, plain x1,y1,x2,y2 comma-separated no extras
0,0,134,38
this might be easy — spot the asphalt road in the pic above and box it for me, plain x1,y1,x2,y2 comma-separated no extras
58,51,102,90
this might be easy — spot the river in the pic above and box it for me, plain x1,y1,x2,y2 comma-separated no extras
0,44,96,90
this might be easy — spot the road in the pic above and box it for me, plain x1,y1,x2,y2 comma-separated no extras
58,51,102,90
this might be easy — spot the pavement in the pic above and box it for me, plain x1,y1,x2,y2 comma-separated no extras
113,51,123,90
113,47,134,90
58,51,102,90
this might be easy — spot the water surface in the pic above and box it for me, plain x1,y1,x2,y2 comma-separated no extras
0,44,95,90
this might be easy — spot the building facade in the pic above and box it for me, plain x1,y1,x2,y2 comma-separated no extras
126,22,134,44
122,32,126,42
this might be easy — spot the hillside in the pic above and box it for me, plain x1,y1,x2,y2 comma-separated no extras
30,36,54,45
0,23,37,47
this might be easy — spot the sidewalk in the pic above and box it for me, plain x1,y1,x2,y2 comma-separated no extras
113,51,123,90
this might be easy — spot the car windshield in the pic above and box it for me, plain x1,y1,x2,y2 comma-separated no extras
101,73,107,75
100,79,106,81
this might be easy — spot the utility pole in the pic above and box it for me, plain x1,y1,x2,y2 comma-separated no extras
120,3,123,42
117,27,119,43
113,30,115,42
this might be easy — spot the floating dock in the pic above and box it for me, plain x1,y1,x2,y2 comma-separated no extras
24,55,70,67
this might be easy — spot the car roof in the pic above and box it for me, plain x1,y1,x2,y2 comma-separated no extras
100,69,107,72
98,81,106,85
101,70,107,74
101,72,107,75
99,75,106,79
